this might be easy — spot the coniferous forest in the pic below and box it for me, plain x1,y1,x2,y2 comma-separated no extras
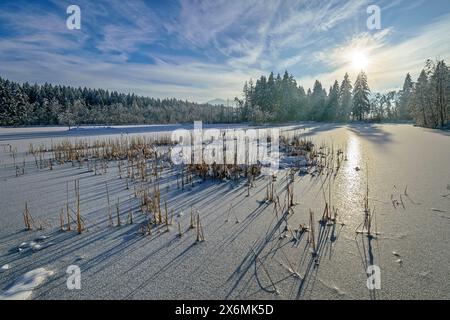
1,59,449,128
0,79,236,127
237,59,450,128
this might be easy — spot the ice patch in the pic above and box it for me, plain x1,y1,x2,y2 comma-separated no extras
18,241,42,252
0,268,54,300
17,236,53,253
31,242,43,251
35,235,50,242
18,242,28,250
1,264,11,272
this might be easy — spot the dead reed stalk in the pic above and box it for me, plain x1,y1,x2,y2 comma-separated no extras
309,210,316,255
128,209,133,224
23,202,33,230
60,208,64,231
178,221,182,237
75,180,83,234
116,197,121,226
66,181,71,231
189,207,195,229
196,213,205,242
105,181,112,227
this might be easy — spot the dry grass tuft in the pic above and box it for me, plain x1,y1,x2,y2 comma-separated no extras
23,202,33,231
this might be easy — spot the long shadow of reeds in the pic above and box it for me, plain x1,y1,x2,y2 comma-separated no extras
355,233,381,300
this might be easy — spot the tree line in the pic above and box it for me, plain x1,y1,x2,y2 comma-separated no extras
406,60,450,128
0,79,237,127
0,59,449,128
236,59,449,128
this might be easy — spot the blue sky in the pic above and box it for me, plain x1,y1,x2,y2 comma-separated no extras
0,0,449,102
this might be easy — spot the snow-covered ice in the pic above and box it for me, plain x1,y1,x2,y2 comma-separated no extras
0,123,449,299
0,268,54,300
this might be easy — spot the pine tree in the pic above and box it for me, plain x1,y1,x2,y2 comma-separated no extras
398,73,414,120
430,60,449,127
325,80,340,121
310,80,327,120
0,79,31,126
0,76,238,126
352,71,371,121
410,70,430,127
339,73,352,121
0,78,10,125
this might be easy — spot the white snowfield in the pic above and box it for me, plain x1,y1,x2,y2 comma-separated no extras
0,122,449,300
0,268,54,300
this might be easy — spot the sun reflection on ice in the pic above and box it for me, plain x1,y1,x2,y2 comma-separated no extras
341,134,364,219
346,134,361,171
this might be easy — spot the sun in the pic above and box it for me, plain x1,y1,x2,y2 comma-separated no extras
350,50,370,71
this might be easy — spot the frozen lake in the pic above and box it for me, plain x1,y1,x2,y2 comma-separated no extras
0,123,449,299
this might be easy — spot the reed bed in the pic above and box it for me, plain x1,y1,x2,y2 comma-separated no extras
17,128,354,293
10,127,367,301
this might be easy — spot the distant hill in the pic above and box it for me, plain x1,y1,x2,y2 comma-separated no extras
206,98,236,107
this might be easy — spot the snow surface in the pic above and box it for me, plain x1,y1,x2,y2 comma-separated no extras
0,268,54,300
0,123,449,299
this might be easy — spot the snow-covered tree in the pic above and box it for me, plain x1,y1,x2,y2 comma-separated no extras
352,71,371,121
338,73,352,121
398,73,414,120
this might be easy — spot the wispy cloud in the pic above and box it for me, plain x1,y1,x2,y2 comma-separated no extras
296,12,450,92
0,0,448,101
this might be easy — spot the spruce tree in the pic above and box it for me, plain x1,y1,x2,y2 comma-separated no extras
325,80,340,121
310,80,326,120
410,70,430,127
430,60,449,127
352,71,371,121
398,73,414,120
339,73,352,121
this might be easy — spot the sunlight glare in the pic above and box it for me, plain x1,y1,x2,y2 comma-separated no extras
350,50,370,71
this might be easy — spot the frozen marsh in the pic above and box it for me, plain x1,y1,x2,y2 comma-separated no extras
0,123,449,300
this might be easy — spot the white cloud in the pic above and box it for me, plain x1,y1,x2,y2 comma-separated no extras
0,0,449,102
300,12,450,92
